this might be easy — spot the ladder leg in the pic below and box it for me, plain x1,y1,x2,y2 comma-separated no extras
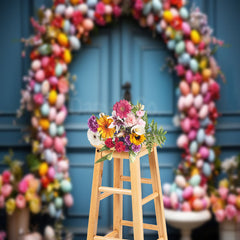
129,156,144,240
149,147,168,240
87,150,104,240
113,158,123,238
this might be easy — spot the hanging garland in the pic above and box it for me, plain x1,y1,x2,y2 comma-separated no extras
19,0,222,217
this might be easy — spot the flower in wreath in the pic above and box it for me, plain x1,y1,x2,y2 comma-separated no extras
88,115,99,133
105,138,115,148
87,129,103,146
131,125,145,135
125,112,137,127
113,100,132,119
115,140,125,153
130,133,146,146
6,198,16,215
97,115,115,139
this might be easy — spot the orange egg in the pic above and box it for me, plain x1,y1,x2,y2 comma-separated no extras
39,118,50,131
49,90,58,105
57,33,68,47
191,81,200,96
39,162,49,176
190,30,201,45
202,68,212,81
63,49,72,64
163,11,173,23
70,0,79,5
82,19,94,31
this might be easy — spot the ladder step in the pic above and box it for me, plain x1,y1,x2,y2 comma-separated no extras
105,230,118,237
99,192,112,201
94,236,127,240
121,220,159,231
99,186,132,195
142,192,159,205
120,176,152,184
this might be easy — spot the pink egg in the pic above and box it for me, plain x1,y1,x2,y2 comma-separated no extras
203,92,211,104
163,196,171,209
41,57,50,68
62,137,68,146
48,167,55,180
146,14,154,27
188,107,197,118
170,8,179,17
199,146,209,159
194,95,203,109
52,43,62,56
196,159,204,168
193,186,205,198
43,135,53,148
31,116,39,128
185,40,196,55
82,19,94,31
175,175,186,188
64,193,74,207
61,63,68,72
56,94,65,109
177,134,189,148
35,69,45,82
181,118,191,133
178,96,185,111
160,19,167,29
54,137,65,154
185,94,194,108
199,104,209,119
56,111,66,125
163,1,170,9
65,6,74,18
185,70,194,84
49,107,57,121
188,130,197,140
182,22,191,36
105,5,112,14
31,60,41,71
208,101,216,111
58,160,69,172
179,81,190,96
193,198,203,211
51,152,58,165
182,202,191,211
201,82,209,95
49,76,58,86
33,93,44,105
183,186,193,200
170,192,179,210
203,196,210,208
205,135,215,146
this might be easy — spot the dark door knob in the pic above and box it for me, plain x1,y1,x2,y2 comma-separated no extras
122,82,131,102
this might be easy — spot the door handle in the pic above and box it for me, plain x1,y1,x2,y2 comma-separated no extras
122,82,131,102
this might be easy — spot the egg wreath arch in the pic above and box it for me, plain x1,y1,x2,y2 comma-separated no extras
20,0,222,218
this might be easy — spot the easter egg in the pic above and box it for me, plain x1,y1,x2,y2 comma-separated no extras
56,94,65,109
39,162,48,176
57,33,68,47
175,31,183,41
163,10,173,23
143,2,152,15
175,175,186,189
41,80,50,95
183,186,193,200
163,183,171,196
179,7,189,19
190,59,199,73
179,53,190,66
197,129,205,144
63,49,72,64
69,36,81,50
160,19,167,30
56,111,66,125
55,173,64,181
49,76,58,87
34,83,41,93
199,57,208,70
192,198,203,211
38,44,52,55
87,0,98,7
196,159,204,168
43,135,53,148
83,19,94,31
48,203,57,218
152,0,162,12
167,40,176,50
181,118,191,133
77,4,88,14
57,125,65,136
201,82,209,95
182,201,191,211
170,183,177,193
202,68,212,81
55,197,63,209
31,60,41,71
60,180,72,193
170,192,179,210
203,163,211,177
190,30,201,44
185,93,194,108
70,0,79,5
156,23,162,34
177,134,188,148
208,149,215,162
190,141,198,155
39,118,50,131
182,22,191,36
178,96,185,111
55,4,66,15
31,116,39,128
54,137,65,154
180,81,190,96
52,44,61,56
185,41,196,56
188,106,197,118
58,161,69,172
163,196,171,208
49,107,57,121
191,81,200,96
194,95,203,109
185,70,193,83
146,14,154,27
49,90,58,105
170,8,179,17
175,41,185,55
176,188,183,202
188,130,197,140
44,149,54,164
55,63,63,77
49,122,57,137
189,174,201,186
200,117,210,127
64,193,74,207
193,186,205,198
105,5,112,14
205,135,215,147
63,20,71,34
35,70,45,82
41,103,50,116
199,104,209,119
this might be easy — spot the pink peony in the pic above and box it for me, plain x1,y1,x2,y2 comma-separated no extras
227,194,237,205
16,194,26,209
113,100,132,119
225,204,237,220
1,184,12,197
2,170,11,183
125,113,137,127
215,209,225,222
136,110,145,117
18,179,28,194
96,2,105,15
137,118,146,127
218,187,229,200
0,195,5,208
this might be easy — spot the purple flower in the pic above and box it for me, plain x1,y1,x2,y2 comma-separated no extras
125,135,131,146
124,145,130,152
88,115,99,132
132,144,141,153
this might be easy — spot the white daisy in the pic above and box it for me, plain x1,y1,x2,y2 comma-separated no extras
87,129,103,146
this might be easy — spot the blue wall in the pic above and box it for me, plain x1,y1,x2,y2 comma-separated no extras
0,0,240,239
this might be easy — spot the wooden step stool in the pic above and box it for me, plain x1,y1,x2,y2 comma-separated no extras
87,145,168,240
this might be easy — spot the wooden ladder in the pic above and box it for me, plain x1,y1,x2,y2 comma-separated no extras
87,145,168,240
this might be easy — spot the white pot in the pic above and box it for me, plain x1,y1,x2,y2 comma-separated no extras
219,220,240,240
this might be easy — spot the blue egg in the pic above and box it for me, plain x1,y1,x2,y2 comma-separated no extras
189,174,201,186
69,36,81,51
55,197,63,209
170,183,177,193
200,117,210,127
167,40,176,50
55,209,62,219
61,180,72,193
197,129,205,144
87,0,97,7
87,9,95,20
63,20,71,34
41,103,50,116
143,2,152,15
179,7,189,20
176,188,183,202
208,149,215,162
175,31,183,41
34,83,41,93
190,59,199,73
190,141,198,155
55,4,66,15
49,203,56,217
44,149,53,164
55,63,63,77
156,24,162,34
55,172,64,181
203,163,211,177
38,44,52,55
49,122,57,137
152,0,162,12
179,53,190,66
175,41,185,55
57,125,65,136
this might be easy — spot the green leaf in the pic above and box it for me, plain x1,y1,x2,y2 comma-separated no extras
99,146,110,152
129,151,137,163
27,154,41,172
95,152,113,164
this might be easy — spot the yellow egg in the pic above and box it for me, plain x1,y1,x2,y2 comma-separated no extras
163,11,173,23
166,27,175,39
202,68,212,81
39,162,49,176
57,33,69,47
49,90,58,105
63,49,72,63
102,0,111,4
39,118,50,131
190,30,201,45
191,81,200,96
34,108,41,118
70,0,79,5
219,179,229,188
191,168,199,176
199,58,208,70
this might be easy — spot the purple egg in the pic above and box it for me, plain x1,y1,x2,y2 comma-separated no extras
49,76,58,86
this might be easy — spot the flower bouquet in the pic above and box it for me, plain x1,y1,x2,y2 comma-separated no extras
211,155,240,222
87,100,167,163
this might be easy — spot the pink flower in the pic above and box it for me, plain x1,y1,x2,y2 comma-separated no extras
18,180,28,194
16,194,26,209
228,194,237,205
2,170,11,183
215,209,225,222
0,195,5,208
113,5,122,17
218,187,229,200
136,110,145,117
225,204,237,220
1,184,12,197
125,113,137,127
113,100,132,119
137,118,146,127
24,174,34,183
96,2,105,15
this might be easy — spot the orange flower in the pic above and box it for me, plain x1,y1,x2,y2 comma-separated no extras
97,115,115,139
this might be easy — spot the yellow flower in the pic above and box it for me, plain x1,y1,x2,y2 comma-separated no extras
6,198,16,215
129,133,146,146
97,115,115,139
29,197,41,214
25,190,34,201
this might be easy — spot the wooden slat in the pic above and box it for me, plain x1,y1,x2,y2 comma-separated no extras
94,236,127,240
121,220,158,231
105,230,118,237
120,176,152,184
99,186,132,195
99,192,112,201
142,192,159,205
